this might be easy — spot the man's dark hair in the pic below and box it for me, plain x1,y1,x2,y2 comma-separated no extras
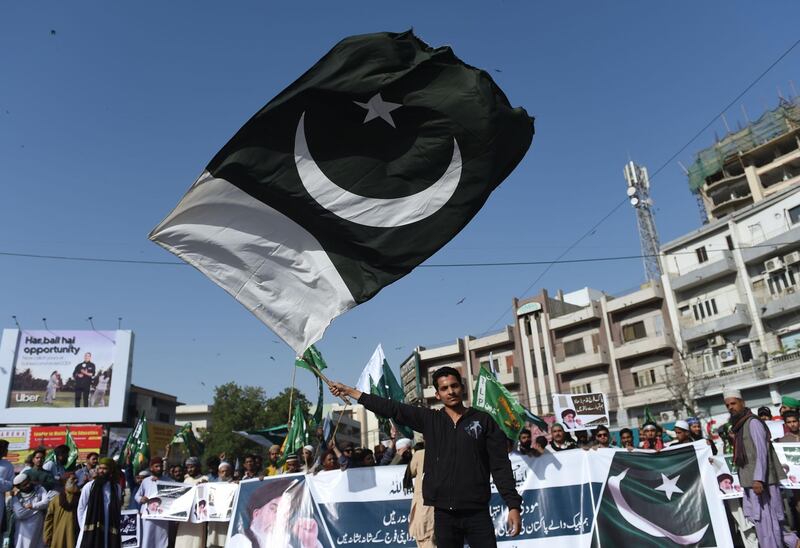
758,406,772,418
432,366,462,390
783,410,799,420
619,428,633,437
54,444,70,457
86,452,99,460
534,436,547,449
206,455,221,470
0,439,8,451
520,428,531,437
594,425,610,436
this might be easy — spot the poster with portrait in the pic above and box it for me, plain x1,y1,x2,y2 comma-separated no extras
193,482,238,522
227,474,330,548
0,329,133,424
121,510,140,547
141,482,195,522
710,455,743,499
775,442,800,489
552,393,608,432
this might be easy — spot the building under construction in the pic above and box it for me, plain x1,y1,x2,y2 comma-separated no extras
688,97,800,222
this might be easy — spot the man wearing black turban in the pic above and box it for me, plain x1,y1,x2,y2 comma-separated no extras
76,457,121,548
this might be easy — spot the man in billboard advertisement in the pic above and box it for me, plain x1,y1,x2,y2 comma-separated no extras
7,331,116,409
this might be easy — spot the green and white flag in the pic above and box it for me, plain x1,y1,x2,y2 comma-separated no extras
170,423,204,457
472,366,525,440
279,402,308,466
357,344,413,439
296,345,327,429
592,445,717,547
127,413,150,475
44,426,79,471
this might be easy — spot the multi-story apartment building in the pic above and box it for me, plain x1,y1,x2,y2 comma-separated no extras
660,184,800,417
688,98,800,222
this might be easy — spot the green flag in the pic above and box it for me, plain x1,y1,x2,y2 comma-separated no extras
472,366,525,440
592,446,717,547
43,426,79,471
279,402,308,466
359,344,414,440
296,345,327,429
643,406,658,426
170,423,204,457
129,413,150,475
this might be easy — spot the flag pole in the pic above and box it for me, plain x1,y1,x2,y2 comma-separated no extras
330,404,348,443
305,362,352,405
287,363,297,424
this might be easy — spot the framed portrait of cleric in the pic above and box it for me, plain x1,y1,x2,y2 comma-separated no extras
552,392,609,432
0,329,133,424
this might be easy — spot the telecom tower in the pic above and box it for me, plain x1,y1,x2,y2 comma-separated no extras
624,161,662,282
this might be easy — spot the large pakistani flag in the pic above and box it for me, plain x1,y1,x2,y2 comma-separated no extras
592,445,720,547
149,30,533,353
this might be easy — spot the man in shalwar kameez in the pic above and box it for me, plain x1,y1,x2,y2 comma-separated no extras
10,472,51,548
725,389,800,548
77,458,122,547
137,457,170,547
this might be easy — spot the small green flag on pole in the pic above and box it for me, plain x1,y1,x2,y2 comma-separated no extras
44,426,80,471
472,366,526,440
357,344,414,440
296,344,327,430
170,423,204,457
129,413,150,475
279,402,308,466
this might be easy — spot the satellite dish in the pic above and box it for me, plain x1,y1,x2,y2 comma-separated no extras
630,197,639,206
626,186,637,197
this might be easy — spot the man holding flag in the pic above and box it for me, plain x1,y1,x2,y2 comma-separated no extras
329,366,521,547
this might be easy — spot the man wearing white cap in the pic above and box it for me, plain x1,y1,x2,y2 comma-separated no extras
10,472,50,548
175,457,208,548
724,388,800,548
668,420,693,447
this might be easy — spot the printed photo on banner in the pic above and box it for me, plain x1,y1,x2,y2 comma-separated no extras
141,482,195,521
710,455,743,499
121,510,140,547
227,474,328,548
7,330,117,408
551,393,608,431
775,443,800,489
193,482,237,522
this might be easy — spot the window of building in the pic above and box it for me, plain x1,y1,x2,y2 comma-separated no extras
634,368,657,388
159,412,170,423
541,349,549,375
622,321,647,342
564,339,585,357
702,353,720,373
695,246,709,263
738,343,753,362
726,235,734,250
767,268,798,296
571,383,591,394
479,357,501,373
692,298,718,321
789,204,800,225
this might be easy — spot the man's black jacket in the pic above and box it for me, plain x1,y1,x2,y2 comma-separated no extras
358,392,522,511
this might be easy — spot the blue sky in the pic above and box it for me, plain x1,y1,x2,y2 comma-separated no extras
2,2,799,409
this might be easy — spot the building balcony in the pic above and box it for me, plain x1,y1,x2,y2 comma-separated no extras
419,339,463,361
690,352,800,390
621,383,673,409
549,304,602,330
496,367,521,387
670,251,737,292
759,288,800,319
741,224,800,264
680,305,751,343
607,283,664,313
554,348,609,374
614,333,674,360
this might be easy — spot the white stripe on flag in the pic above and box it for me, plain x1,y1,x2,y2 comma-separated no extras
356,343,386,393
149,172,356,354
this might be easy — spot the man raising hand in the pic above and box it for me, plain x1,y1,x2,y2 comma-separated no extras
329,366,522,547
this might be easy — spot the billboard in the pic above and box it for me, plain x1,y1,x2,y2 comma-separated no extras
0,329,133,424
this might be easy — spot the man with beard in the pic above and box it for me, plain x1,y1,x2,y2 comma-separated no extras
77,457,122,547
11,472,50,548
517,428,532,454
137,457,170,547
725,389,799,547
75,452,99,488
175,457,208,548
44,475,80,547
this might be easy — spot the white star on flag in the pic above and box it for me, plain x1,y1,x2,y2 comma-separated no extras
354,93,402,127
655,473,683,501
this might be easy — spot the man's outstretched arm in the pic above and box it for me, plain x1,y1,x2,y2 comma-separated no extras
328,382,429,433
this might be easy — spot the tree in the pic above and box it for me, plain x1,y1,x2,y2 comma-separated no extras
202,382,310,461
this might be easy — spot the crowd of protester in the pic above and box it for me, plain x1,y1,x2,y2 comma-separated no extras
2,395,800,547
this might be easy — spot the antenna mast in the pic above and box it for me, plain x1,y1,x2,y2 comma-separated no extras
624,161,662,282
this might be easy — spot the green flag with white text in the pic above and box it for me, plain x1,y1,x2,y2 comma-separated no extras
472,366,525,440
296,344,327,429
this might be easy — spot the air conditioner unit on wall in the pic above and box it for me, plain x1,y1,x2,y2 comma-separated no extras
707,335,726,347
765,257,784,273
718,348,736,363
784,251,800,265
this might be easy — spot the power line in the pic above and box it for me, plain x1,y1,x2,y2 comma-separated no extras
0,242,791,268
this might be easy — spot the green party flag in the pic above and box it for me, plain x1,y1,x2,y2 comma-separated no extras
170,423,204,457
116,428,134,465
643,406,658,426
358,344,414,440
64,426,79,470
472,366,525,440
593,446,717,546
296,345,327,429
279,402,308,466
129,413,150,475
